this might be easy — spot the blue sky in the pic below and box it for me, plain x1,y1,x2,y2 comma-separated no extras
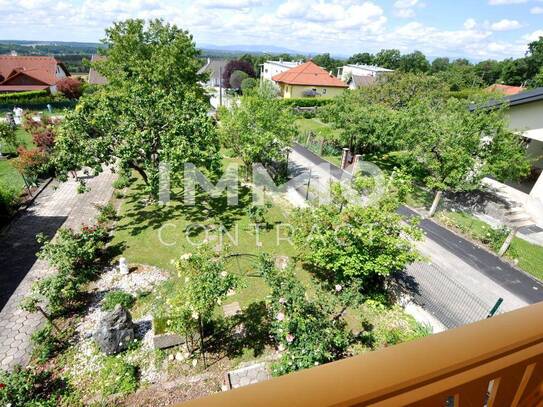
1,0,542,60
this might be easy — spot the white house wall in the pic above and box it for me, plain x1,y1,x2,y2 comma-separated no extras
508,100,543,142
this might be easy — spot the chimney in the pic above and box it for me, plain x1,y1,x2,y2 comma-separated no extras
207,57,210,64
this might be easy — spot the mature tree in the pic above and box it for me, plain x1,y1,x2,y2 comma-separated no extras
500,58,531,86
526,36,543,79
93,19,206,98
219,89,296,178
398,51,430,73
452,58,471,67
229,70,249,89
403,98,531,216
475,60,503,86
55,19,221,197
347,52,374,66
312,53,342,73
222,60,255,88
436,64,484,91
374,49,401,69
257,254,353,376
533,67,543,88
430,57,450,74
290,173,421,289
56,77,83,99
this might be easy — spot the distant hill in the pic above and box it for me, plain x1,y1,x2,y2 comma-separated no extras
198,43,306,56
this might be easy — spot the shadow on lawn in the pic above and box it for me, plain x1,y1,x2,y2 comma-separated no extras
204,301,273,367
116,179,253,237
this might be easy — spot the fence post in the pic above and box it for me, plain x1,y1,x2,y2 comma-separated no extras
305,169,312,200
340,148,349,170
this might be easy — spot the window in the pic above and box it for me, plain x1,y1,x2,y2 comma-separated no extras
322,88,327,94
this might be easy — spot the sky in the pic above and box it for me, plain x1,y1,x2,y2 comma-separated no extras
1,0,543,61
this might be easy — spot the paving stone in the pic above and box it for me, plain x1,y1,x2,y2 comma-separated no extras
0,169,116,371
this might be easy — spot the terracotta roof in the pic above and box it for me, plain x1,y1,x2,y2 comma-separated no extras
0,56,69,86
88,54,108,85
272,61,348,88
485,84,525,96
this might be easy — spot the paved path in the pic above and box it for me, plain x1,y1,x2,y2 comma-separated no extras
0,169,115,370
288,144,543,328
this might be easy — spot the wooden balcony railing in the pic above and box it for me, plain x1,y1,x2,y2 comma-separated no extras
180,301,543,406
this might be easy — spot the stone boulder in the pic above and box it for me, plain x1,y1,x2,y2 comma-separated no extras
94,304,135,355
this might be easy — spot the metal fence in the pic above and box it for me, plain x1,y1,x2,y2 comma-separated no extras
397,262,503,329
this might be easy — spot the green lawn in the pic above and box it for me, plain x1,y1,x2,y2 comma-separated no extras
0,129,33,192
439,210,543,281
295,118,343,167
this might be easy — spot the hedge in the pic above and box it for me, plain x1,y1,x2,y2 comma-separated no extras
0,89,49,101
0,99,75,111
279,98,334,108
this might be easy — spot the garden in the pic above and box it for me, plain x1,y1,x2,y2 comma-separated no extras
0,20,432,406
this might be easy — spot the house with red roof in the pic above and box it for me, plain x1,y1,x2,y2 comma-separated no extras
271,60,348,99
0,55,70,94
485,84,525,96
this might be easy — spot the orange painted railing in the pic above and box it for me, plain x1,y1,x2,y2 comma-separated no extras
180,301,543,406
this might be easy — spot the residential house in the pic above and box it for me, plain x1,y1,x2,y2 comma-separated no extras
197,58,229,87
483,87,543,226
485,84,525,96
272,60,348,99
260,60,303,81
338,63,393,85
346,74,377,90
88,54,108,85
0,55,70,93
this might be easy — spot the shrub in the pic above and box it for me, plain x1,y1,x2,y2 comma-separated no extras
112,175,130,189
241,77,257,94
12,146,50,184
0,89,49,102
31,322,70,364
229,70,249,90
0,180,20,222
279,98,333,108
95,357,138,396
23,225,108,316
0,121,17,151
56,77,83,99
101,290,135,311
97,202,117,224
0,366,66,406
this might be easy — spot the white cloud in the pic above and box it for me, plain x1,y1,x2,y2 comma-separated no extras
530,6,543,14
490,19,522,31
393,0,419,18
523,29,543,43
200,0,263,10
464,18,477,30
488,0,528,4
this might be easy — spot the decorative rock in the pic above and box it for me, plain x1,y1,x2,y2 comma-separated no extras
227,363,270,389
175,352,184,361
119,257,129,275
93,305,135,355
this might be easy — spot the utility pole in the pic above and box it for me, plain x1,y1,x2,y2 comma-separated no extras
219,66,223,108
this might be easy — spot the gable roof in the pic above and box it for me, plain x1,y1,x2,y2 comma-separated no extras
88,54,108,85
347,75,377,88
472,87,543,111
197,58,229,82
0,56,69,86
485,84,524,96
272,61,348,88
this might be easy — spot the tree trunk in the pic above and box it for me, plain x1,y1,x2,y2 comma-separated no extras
498,227,518,257
199,317,207,368
319,138,324,155
130,163,149,185
428,190,443,217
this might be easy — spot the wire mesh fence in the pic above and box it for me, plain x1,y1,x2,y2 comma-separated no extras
396,262,503,329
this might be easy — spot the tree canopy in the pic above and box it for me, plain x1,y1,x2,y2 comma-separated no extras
54,19,221,197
